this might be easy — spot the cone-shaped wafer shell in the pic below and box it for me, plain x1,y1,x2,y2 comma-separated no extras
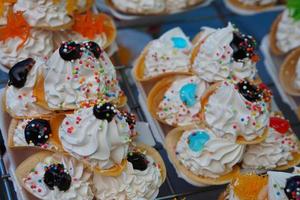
279,48,300,96
165,124,241,185
200,82,269,144
270,13,285,56
33,73,127,111
134,44,193,82
228,0,276,11
133,143,167,183
147,75,201,127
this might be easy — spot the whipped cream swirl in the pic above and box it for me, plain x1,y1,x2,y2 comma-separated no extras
111,0,165,14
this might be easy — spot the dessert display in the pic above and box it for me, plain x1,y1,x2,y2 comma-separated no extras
242,112,300,170
165,124,244,185
93,143,166,200
106,0,205,15
191,23,259,83
201,79,272,144
227,0,282,12
270,1,300,55
147,75,208,127
279,48,300,96
15,151,94,200
134,27,192,82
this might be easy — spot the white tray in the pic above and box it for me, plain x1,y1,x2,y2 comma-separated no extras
260,35,300,117
224,0,284,15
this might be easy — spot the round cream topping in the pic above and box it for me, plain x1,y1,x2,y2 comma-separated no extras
111,0,165,14
267,171,296,200
59,107,131,170
157,75,207,126
176,128,245,178
144,27,191,78
13,119,58,150
44,44,121,110
204,81,270,141
6,59,51,117
242,127,299,170
93,155,162,200
276,9,300,53
192,23,257,83
23,154,94,200
13,0,72,28
0,29,54,68
294,58,300,88
238,0,277,5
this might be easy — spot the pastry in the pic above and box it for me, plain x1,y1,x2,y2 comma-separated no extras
147,75,208,127
227,0,279,12
191,23,259,83
0,0,16,25
93,143,166,200
270,4,300,55
15,151,94,200
0,11,54,69
4,58,51,118
279,48,300,96
165,124,244,185
134,27,192,82
201,80,272,144
243,112,300,170
33,41,126,111
165,0,204,13
13,0,74,30
53,11,116,50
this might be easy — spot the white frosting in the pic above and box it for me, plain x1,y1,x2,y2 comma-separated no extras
243,126,299,170
23,154,93,200
192,23,257,83
59,107,131,170
93,155,162,200
44,43,121,110
238,0,276,5
144,27,191,78
111,0,166,14
13,119,58,150
276,9,300,53
176,128,245,178
294,58,300,88
0,29,54,68
204,81,270,141
6,59,51,117
157,76,207,126
267,171,295,200
13,0,72,28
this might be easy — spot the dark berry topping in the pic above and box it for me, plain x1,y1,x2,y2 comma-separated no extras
237,80,263,102
59,41,81,61
284,175,300,200
93,103,117,122
127,152,148,171
44,163,71,191
84,41,102,59
24,119,51,146
120,111,136,130
8,58,35,88
230,31,258,62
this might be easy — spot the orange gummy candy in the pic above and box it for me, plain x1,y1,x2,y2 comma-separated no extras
0,9,30,50
72,11,113,39
233,173,268,200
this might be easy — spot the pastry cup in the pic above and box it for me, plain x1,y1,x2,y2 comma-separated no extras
10,114,128,177
33,74,127,111
269,13,285,56
133,44,193,82
200,82,269,145
165,124,240,185
279,48,300,96
227,0,276,12
133,143,167,183
147,75,202,127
